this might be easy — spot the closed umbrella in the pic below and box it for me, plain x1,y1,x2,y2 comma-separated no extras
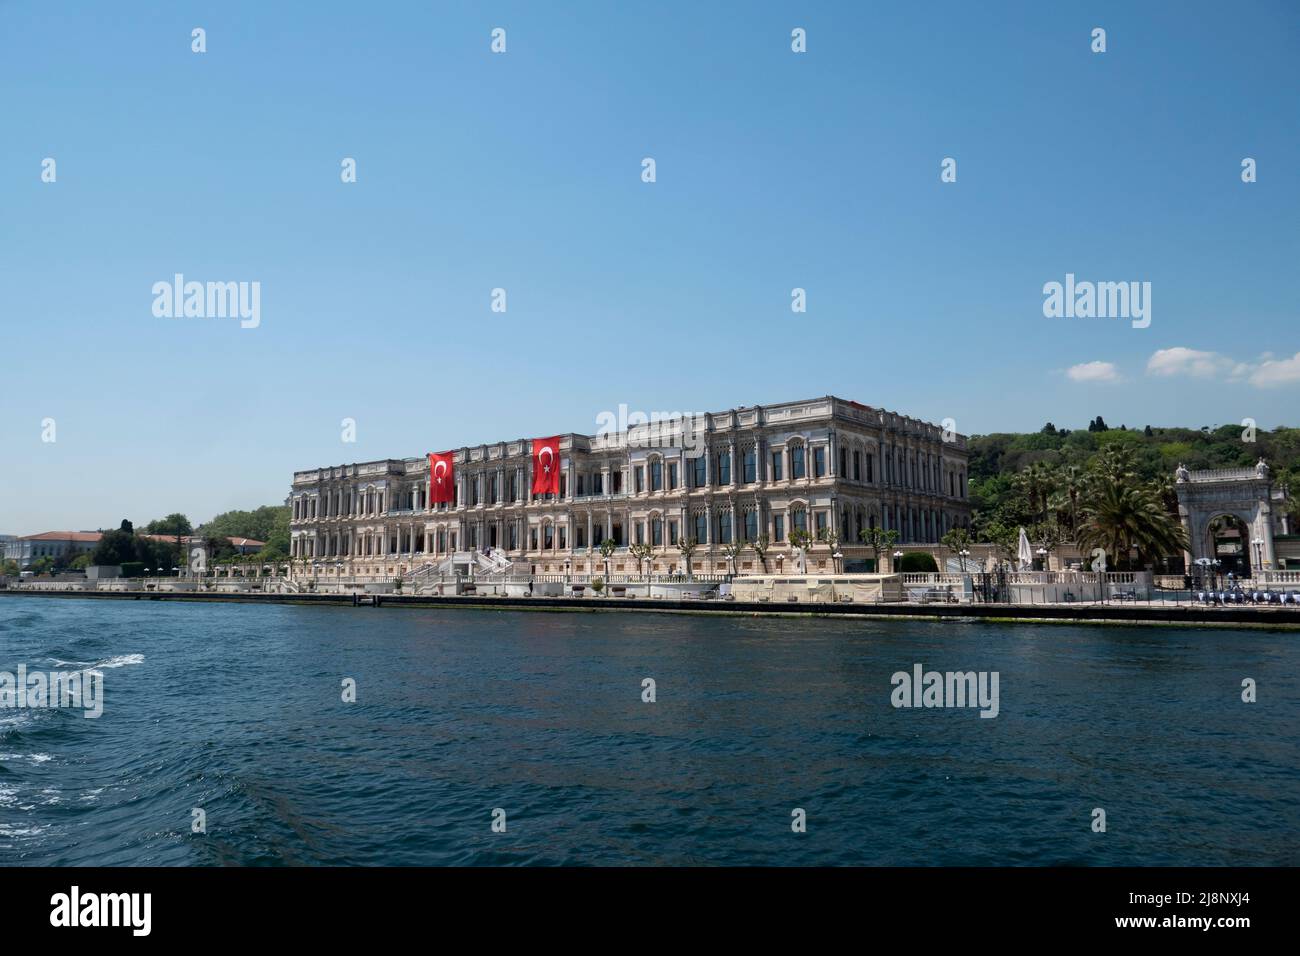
1017,527,1034,571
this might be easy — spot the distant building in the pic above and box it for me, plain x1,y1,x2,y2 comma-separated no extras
2,530,266,572
137,534,266,556
5,531,102,569
225,537,266,555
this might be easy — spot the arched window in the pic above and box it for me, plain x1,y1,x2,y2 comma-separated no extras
791,505,808,533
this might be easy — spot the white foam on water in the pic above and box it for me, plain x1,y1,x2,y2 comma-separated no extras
0,823,50,838
44,654,143,670
0,713,34,739
94,654,145,669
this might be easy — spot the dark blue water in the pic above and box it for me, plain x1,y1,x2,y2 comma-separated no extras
1,597,1296,866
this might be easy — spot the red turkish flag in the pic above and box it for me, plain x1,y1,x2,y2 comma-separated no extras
428,452,455,504
531,436,561,496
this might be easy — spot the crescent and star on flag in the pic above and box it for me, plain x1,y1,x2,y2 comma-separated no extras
427,438,563,501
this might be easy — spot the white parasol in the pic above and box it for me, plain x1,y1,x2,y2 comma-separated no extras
1017,526,1034,571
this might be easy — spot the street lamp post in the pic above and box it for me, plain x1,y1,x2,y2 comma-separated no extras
892,549,904,574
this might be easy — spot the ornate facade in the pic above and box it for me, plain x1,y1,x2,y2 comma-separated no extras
1175,459,1292,574
288,396,972,577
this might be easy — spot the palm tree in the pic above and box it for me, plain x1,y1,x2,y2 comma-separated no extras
1091,446,1138,486
1076,479,1187,571
1057,464,1087,536
749,534,771,572
1017,462,1054,521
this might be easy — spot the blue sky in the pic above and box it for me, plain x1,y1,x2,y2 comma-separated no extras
2,1,1297,535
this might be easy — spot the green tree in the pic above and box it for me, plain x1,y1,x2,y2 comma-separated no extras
628,542,654,577
207,536,237,562
1055,464,1088,537
898,551,939,573
145,513,193,535
787,528,813,572
815,526,842,571
676,536,698,579
1015,462,1054,521
720,540,745,575
1076,480,1188,571
979,519,1020,568
1028,519,1065,569
857,525,899,572
198,505,289,549
941,526,973,570
91,528,137,566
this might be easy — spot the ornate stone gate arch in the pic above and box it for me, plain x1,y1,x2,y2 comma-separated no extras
1175,460,1277,572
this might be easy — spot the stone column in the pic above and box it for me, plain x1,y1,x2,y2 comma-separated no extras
1259,505,1277,569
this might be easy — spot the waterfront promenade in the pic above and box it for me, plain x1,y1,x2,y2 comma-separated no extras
4,585,1300,627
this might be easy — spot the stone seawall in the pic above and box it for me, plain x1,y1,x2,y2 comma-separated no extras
3,587,1300,627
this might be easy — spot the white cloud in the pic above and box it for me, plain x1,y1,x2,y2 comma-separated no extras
1066,361,1121,383
1145,347,1243,379
1249,351,1300,388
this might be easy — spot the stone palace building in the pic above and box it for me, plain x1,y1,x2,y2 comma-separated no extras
288,396,972,578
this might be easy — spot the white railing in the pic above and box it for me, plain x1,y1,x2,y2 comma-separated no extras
1187,467,1259,482
405,563,439,582
901,573,966,585
474,550,512,574
899,570,1147,586
1258,570,1300,583
529,572,730,585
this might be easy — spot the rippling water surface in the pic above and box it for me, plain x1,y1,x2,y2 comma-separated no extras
1,597,1296,865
